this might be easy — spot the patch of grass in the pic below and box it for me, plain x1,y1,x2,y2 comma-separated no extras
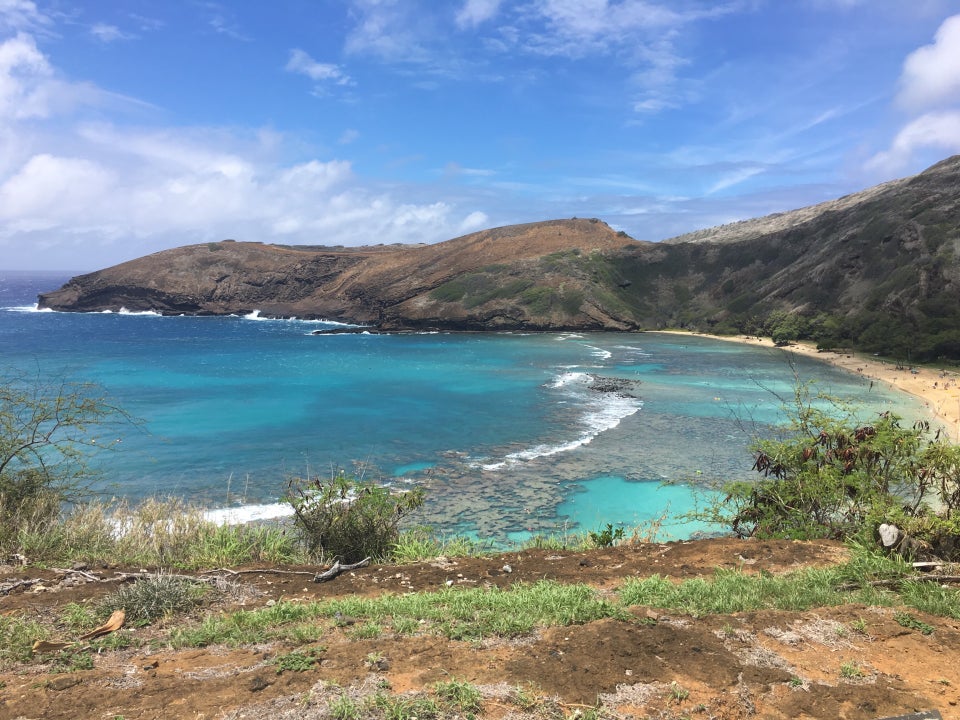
391,617,418,635
348,622,383,640
171,600,324,648
0,616,50,666
617,550,927,618
369,692,440,720
670,681,690,702
839,661,865,679
509,683,542,712
51,649,94,673
894,611,935,635
849,617,868,635
435,678,483,714
100,573,209,625
61,602,98,633
319,580,625,641
391,529,491,564
329,695,362,720
272,646,325,674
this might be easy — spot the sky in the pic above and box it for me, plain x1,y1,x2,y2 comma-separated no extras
1,1,960,271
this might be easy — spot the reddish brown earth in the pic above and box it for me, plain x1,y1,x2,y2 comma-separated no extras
2,538,958,720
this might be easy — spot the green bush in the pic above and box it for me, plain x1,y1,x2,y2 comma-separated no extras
286,474,425,562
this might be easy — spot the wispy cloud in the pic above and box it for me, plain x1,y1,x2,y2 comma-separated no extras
90,23,133,43
201,2,250,42
0,0,51,34
344,0,432,64
286,49,352,87
456,0,503,29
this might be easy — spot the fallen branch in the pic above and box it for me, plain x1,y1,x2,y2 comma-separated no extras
201,568,316,577
51,568,101,582
314,557,371,583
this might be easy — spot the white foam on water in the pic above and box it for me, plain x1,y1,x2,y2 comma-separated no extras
4,304,53,313
117,307,162,316
479,371,641,470
584,345,613,360
204,502,294,526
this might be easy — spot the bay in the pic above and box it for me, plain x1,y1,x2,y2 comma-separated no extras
0,271,930,541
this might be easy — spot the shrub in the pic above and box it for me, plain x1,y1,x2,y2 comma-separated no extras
286,474,425,562
588,523,625,548
101,573,209,624
0,374,126,551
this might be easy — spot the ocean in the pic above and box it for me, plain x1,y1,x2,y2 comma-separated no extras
0,270,930,542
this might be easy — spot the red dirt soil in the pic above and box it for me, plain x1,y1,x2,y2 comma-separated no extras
2,538,958,720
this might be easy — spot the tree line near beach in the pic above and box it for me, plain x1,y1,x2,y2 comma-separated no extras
4,369,960,568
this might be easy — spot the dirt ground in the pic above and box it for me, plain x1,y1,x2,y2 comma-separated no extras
1,537,958,720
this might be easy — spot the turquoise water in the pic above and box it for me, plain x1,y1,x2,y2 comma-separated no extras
0,271,934,540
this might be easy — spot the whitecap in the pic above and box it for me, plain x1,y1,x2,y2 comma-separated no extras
117,307,162,316
584,344,613,360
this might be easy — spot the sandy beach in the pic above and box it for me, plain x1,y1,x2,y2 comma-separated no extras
657,331,960,443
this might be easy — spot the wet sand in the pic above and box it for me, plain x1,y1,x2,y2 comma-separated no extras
656,331,960,443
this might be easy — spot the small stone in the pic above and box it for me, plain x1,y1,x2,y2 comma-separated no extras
879,523,901,548
501,564,512,573
47,676,82,691
266,599,276,607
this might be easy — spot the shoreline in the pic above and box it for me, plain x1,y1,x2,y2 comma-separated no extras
654,330,960,443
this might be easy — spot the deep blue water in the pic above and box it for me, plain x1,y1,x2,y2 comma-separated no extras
0,271,932,540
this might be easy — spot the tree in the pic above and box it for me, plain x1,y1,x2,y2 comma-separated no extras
0,372,123,530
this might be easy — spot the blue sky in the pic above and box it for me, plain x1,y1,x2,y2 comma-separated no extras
2,0,960,270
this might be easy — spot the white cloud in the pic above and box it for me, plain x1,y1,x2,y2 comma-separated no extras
458,210,489,233
0,153,115,231
339,128,360,145
866,110,960,174
0,32,51,119
90,23,133,43
0,0,49,34
897,13,960,111
456,0,502,29
706,165,765,195
286,49,352,86
344,0,430,64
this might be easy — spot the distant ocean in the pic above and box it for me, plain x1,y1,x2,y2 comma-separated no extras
0,270,931,542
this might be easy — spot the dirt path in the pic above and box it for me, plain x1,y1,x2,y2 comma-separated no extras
1,538,957,719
